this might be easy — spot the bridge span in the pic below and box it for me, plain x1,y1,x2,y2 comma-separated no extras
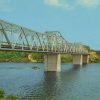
0,19,89,71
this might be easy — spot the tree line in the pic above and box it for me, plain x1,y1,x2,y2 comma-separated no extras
0,51,72,63
0,48,100,63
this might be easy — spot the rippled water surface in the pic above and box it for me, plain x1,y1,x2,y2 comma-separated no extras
0,63,100,100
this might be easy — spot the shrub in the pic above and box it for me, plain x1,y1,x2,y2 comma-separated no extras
0,89,5,98
6,95,17,100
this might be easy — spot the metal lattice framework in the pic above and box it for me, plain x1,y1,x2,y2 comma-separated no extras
0,19,88,54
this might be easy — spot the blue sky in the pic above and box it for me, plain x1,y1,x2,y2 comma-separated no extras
0,0,100,50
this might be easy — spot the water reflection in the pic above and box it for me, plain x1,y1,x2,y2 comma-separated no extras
20,66,82,100
73,64,82,69
20,72,59,100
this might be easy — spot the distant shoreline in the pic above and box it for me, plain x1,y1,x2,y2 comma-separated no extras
0,60,100,63
0,60,42,63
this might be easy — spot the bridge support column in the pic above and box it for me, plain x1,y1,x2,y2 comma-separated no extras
73,54,83,66
44,54,61,72
83,54,89,64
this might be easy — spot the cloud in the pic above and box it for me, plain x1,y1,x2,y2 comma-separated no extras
44,0,73,10
0,0,13,12
44,0,60,6
77,0,100,8
44,0,100,10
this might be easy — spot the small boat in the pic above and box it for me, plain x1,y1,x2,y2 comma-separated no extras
32,65,40,70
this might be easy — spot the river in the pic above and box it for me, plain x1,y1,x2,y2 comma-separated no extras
0,63,100,100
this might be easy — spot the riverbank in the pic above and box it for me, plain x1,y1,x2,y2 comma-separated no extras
0,51,100,63
0,89,17,100
0,51,42,63
0,51,72,63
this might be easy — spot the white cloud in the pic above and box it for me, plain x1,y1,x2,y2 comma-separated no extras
44,0,73,10
44,0,60,6
77,0,100,8
44,0,100,10
0,0,13,12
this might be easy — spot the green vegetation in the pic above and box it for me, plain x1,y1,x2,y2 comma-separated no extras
0,50,100,63
6,95,17,100
61,54,73,63
0,51,29,62
83,45,90,51
0,89,17,100
31,53,44,62
89,51,100,63
90,55,100,63
0,89,5,98
0,51,44,63
0,51,73,63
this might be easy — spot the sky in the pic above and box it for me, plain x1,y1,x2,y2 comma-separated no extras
0,0,100,50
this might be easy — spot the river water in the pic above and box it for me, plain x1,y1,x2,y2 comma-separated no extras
0,63,100,100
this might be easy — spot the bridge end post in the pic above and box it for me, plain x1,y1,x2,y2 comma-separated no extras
44,53,61,72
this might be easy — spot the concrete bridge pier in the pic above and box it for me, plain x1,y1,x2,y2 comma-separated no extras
44,53,61,72
83,54,89,64
73,54,83,66
73,54,89,66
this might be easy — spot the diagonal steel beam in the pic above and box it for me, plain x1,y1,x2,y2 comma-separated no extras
0,23,11,45
21,27,30,47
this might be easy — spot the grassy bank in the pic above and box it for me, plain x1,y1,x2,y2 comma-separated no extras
0,51,100,63
0,51,73,63
0,89,17,100
0,51,29,62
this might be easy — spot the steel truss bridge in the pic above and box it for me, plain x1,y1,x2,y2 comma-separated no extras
0,19,88,54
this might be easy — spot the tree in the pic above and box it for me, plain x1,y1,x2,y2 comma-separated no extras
83,45,90,51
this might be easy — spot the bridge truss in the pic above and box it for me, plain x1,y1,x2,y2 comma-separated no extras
0,19,88,54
